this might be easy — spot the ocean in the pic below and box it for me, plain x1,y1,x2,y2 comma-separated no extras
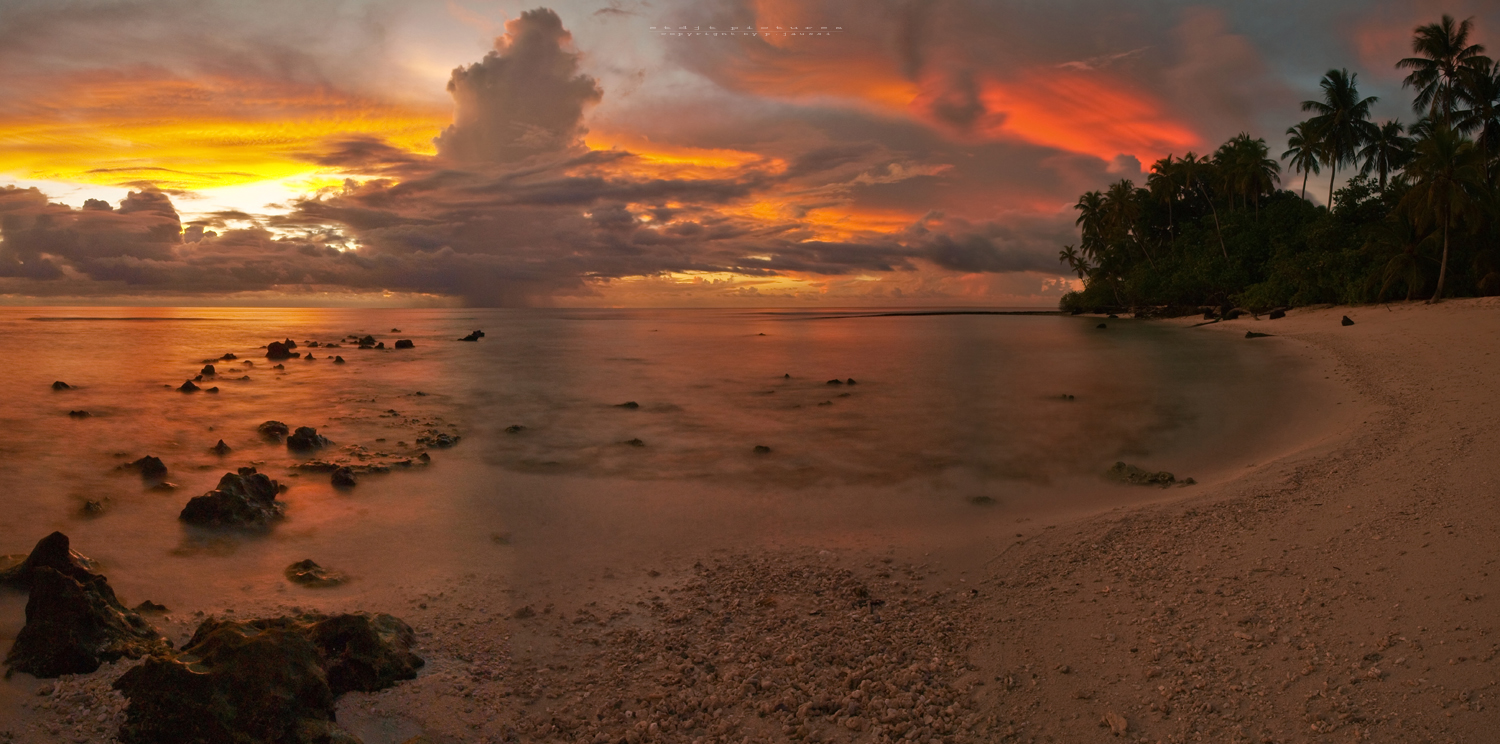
0,306,1312,674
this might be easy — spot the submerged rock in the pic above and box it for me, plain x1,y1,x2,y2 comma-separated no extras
68,410,91,418
51,381,71,391
179,468,285,528
753,445,772,454
211,439,232,455
1096,323,1107,329
504,424,526,434
219,353,238,361
134,600,168,614
331,467,357,488
200,364,216,376
615,401,640,409
113,612,422,744
285,560,346,587
826,379,844,385
416,431,459,448
124,455,169,480
265,341,298,360
177,380,200,393
1245,331,1272,338
81,499,106,515
258,420,290,440
5,566,170,678
394,339,414,349
287,427,332,451
333,356,346,364
1107,461,1177,488
458,330,485,342
623,438,646,447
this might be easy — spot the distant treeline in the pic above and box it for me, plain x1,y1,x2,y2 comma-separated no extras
1059,15,1500,315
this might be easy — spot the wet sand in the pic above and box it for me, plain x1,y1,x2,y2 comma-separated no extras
4,299,1499,743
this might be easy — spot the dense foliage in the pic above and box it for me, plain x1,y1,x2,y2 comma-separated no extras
1060,15,1500,314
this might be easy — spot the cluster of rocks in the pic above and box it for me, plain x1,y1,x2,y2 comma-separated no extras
1,533,423,743
1107,461,1194,488
178,468,286,528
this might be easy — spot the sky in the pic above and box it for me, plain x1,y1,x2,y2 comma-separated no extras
1,0,1497,307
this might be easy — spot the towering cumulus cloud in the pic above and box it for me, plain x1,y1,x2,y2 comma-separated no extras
435,9,603,163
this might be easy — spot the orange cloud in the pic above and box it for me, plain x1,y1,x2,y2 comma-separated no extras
960,70,1203,163
0,69,449,190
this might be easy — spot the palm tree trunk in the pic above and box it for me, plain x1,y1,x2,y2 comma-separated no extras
1206,197,1228,262
1301,171,1308,200
1431,214,1450,304
1327,161,1337,209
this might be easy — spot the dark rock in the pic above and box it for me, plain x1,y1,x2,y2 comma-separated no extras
149,482,178,492
374,342,385,349
357,335,376,348
0,532,98,588
177,380,200,393
783,373,790,378
124,455,168,480
1268,309,1286,320
282,339,298,350
458,331,484,342
306,354,317,361
211,439,232,455
416,431,459,448
206,387,219,393
82,500,106,515
1341,315,1355,326
1096,323,1107,329
1107,313,1119,319
846,378,857,385
968,495,996,506
1057,394,1076,400
623,438,646,447
288,427,332,451
753,445,772,454
390,328,400,332
272,364,285,370
68,410,91,418
193,374,204,382
1245,331,1272,338
179,469,285,528
1202,311,1217,320
134,600,168,614
1224,308,1246,320
200,365,216,376
616,401,640,409
504,424,526,434
331,467,357,488
51,381,71,391
220,353,238,361
5,566,170,678
394,339,414,349
1107,461,1176,488
258,420,290,440
266,342,298,361
113,612,421,744
285,560,346,587
333,356,346,364
306,341,320,347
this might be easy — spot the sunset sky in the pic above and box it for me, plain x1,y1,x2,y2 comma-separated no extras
1,0,1496,307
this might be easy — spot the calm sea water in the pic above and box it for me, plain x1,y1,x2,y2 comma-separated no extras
0,306,1315,679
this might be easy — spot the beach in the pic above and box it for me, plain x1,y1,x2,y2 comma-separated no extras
3,300,1498,743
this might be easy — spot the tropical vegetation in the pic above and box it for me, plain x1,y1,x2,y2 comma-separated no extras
1059,15,1500,313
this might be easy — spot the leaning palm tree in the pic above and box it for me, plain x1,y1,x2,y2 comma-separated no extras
1057,245,1087,279
1400,124,1486,302
1283,120,1323,200
1302,69,1380,207
1178,153,1229,261
1357,120,1415,189
1397,14,1489,126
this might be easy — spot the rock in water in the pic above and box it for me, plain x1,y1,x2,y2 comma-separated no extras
177,380,200,393
265,342,298,360
333,356,346,364
615,401,640,409
330,467,357,488
113,613,422,744
258,420,290,440
504,424,526,434
1107,461,1176,487
458,330,484,342
753,445,772,454
200,364,216,376
51,381,72,390
67,410,91,418
287,427,332,451
1341,315,1355,326
394,339,414,349
179,469,285,528
210,439,232,455
285,560,346,587
826,379,844,385
125,455,169,480
0,532,97,589
5,566,170,678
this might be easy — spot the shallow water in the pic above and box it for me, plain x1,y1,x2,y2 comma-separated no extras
0,306,1321,700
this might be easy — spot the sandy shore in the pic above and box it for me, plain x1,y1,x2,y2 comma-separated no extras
5,299,1499,743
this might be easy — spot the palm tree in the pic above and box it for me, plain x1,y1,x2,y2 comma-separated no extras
1283,120,1323,200
1400,124,1486,302
1302,68,1380,208
1058,245,1087,279
1455,58,1500,173
1238,135,1281,215
1357,120,1415,189
1074,191,1107,262
1397,14,1488,126
1179,153,1229,261
1103,179,1154,268
1147,156,1179,235
1364,213,1428,301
